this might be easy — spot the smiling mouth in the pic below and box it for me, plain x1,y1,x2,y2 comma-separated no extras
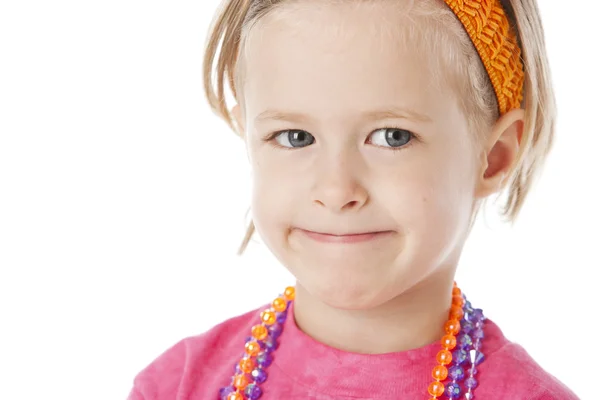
297,229,394,244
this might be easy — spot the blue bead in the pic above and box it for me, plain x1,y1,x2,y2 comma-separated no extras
251,368,268,384
219,386,235,400
464,300,474,314
458,333,473,349
263,336,278,352
452,349,468,365
469,349,485,365
472,308,485,322
268,323,283,339
256,351,273,367
276,311,287,324
445,382,461,399
448,365,465,381
245,383,263,399
461,320,474,334
473,327,485,340
465,376,478,389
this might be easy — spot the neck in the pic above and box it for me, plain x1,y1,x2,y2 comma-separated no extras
292,271,456,354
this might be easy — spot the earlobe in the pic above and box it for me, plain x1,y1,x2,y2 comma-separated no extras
474,108,525,198
232,104,245,139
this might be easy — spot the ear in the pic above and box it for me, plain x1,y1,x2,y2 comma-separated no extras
232,104,245,139
474,108,525,199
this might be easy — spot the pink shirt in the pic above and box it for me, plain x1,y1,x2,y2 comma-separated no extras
128,302,578,399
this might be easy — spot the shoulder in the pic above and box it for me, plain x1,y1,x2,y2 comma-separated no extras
127,306,263,400
480,320,579,399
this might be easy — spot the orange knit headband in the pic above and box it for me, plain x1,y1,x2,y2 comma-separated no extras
443,0,524,115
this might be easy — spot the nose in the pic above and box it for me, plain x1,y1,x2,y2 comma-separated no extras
310,155,368,213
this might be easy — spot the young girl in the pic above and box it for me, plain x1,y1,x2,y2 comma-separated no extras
128,0,578,398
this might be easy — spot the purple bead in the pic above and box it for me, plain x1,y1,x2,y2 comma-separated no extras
219,386,235,400
263,336,278,352
245,336,254,343
448,365,465,381
256,351,273,367
473,327,485,340
464,300,474,314
469,349,485,365
465,376,478,389
276,311,287,324
268,323,283,339
220,293,487,400
251,368,268,384
244,383,263,399
458,333,473,349
471,308,485,322
461,320,474,334
452,349,468,365
445,382,461,399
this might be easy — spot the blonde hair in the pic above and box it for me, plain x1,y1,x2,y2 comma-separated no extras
202,0,556,255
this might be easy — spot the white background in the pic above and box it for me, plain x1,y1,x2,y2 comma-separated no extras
0,1,597,399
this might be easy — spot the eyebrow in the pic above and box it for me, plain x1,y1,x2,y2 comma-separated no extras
254,106,432,124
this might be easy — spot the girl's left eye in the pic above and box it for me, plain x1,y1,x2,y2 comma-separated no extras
367,128,414,149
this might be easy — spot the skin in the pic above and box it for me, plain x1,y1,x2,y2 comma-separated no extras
231,0,524,354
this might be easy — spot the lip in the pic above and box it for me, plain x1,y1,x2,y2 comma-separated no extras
297,229,394,244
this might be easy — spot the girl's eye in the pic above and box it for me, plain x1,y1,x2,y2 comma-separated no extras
368,128,414,149
274,130,315,148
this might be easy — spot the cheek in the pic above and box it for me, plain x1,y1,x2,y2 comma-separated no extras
249,149,298,238
381,146,476,235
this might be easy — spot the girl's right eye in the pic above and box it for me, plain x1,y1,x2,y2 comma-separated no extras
272,130,315,148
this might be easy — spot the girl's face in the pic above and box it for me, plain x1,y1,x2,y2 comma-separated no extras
238,1,483,309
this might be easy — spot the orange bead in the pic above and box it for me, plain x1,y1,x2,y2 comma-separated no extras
272,297,287,312
436,349,452,365
251,324,268,341
260,310,276,325
441,334,457,350
245,341,261,357
227,392,244,400
444,319,460,336
283,286,295,301
449,304,464,320
432,365,448,381
452,286,461,296
452,295,464,307
239,357,256,374
428,381,445,397
233,374,250,390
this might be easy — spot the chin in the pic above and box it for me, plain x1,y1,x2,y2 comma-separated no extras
299,272,398,311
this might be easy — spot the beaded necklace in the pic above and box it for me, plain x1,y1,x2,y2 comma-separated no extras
219,283,486,399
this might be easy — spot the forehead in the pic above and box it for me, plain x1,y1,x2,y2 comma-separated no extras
240,1,453,120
